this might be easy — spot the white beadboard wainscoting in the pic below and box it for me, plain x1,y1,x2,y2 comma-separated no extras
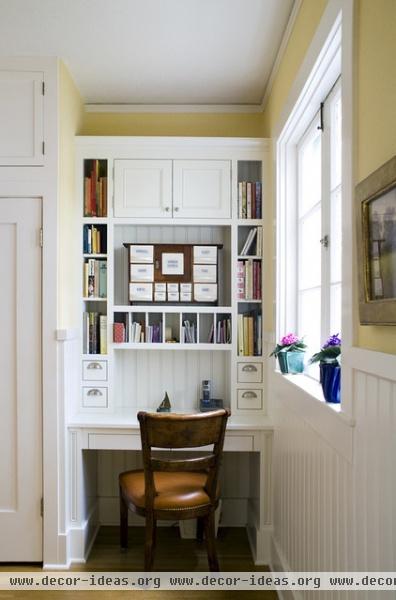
268,343,396,600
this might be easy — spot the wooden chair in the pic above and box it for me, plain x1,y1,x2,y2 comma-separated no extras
119,408,230,571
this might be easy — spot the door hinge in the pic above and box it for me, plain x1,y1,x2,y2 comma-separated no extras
39,228,43,248
42,81,45,95
42,141,45,155
320,234,329,248
40,497,44,517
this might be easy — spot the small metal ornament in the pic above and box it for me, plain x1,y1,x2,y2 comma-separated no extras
157,391,171,412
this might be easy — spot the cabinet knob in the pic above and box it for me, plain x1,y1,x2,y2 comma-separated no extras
87,389,103,396
242,364,257,372
174,206,180,212
241,391,257,399
164,206,170,212
87,362,103,370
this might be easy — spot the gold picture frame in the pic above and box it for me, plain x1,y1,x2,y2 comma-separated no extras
356,155,396,324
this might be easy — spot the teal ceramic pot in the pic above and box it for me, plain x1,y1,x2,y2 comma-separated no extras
277,350,305,374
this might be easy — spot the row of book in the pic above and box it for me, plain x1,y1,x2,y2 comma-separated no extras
83,259,107,298
237,259,262,300
238,181,262,219
237,311,262,356
83,224,107,255
239,226,263,256
216,317,231,344
84,159,107,217
113,318,163,343
83,312,107,354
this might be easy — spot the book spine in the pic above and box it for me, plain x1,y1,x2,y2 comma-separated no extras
99,315,107,354
99,261,107,298
238,182,243,219
246,182,252,219
242,181,247,218
255,182,262,219
238,314,244,355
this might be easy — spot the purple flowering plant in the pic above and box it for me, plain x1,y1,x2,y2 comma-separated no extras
270,333,307,358
309,334,341,365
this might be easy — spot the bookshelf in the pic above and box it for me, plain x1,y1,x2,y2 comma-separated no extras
76,137,267,418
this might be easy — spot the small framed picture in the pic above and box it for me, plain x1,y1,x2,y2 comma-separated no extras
162,253,184,275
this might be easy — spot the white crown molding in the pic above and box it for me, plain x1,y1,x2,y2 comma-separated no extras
259,0,303,112
84,103,263,114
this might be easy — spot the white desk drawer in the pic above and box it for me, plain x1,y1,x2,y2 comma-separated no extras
83,359,108,381
88,433,141,450
237,362,262,383
82,387,108,408
176,435,254,452
237,389,263,411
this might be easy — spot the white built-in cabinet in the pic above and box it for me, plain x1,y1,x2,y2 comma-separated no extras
114,158,231,219
76,136,267,421
0,68,44,166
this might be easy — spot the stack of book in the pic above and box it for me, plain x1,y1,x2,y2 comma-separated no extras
83,224,107,254
237,311,262,356
216,317,231,343
238,181,262,219
182,320,196,343
129,317,145,343
83,312,107,354
237,259,262,300
146,323,162,343
84,159,107,217
239,227,262,257
83,259,107,298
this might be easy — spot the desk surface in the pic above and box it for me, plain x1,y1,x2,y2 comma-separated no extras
68,408,273,431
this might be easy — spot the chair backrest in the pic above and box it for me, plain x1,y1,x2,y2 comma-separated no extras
137,409,230,506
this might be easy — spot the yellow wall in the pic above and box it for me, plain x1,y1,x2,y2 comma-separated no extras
263,0,396,353
59,61,84,327
81,111,263,138
355,0,396,352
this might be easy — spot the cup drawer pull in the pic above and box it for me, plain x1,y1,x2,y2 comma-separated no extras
87,362,103,370
87,389,103,397
242,364,257,372
242,391,257,399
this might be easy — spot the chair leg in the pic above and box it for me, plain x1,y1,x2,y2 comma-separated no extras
197,517,204,542
144,513,156,571
203,510,219,572
119,488,128,549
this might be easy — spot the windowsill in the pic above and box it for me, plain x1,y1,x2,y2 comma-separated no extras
269,369,355,461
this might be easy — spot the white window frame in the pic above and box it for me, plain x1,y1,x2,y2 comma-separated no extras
275,0,354,416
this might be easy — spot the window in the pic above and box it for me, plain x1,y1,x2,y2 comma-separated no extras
296,82,342,373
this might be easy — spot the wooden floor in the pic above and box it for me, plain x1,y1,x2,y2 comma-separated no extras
0,527,278,600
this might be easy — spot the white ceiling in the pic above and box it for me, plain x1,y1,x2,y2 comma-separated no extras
0,0,295,107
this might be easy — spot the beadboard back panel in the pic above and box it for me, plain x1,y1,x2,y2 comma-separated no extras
271,349,396,600
113,349,230,411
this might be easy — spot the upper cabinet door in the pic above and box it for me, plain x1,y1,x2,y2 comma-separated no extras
0,70,44,166
114,159,172,218
173,160,231,219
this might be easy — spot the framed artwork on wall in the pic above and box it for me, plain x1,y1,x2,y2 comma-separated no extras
356,155,396,324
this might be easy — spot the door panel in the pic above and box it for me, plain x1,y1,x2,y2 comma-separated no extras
114,159,172,217
173,160,231,219
0,71,44,166
0,197,42,561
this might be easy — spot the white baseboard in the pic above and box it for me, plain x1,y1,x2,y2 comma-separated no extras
66,504,100,564
246,525,272,565
270,536,303,600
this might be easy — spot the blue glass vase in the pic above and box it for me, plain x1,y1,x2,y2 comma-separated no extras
277,351,305,374
319,363,341,403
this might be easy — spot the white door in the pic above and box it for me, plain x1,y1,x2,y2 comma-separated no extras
173,160,231,219
0,197,42,561
114,159,172,217
0,70,44,166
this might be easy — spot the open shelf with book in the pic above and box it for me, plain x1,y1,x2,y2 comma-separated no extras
76,138,267,418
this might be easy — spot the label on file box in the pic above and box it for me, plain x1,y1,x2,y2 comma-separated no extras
193,264,217,283
193,246,217,264
130,263,154,282
194,283,217,302
129,245,154,263
129,283,153,301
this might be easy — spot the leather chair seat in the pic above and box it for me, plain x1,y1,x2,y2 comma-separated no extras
119,469,218,511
